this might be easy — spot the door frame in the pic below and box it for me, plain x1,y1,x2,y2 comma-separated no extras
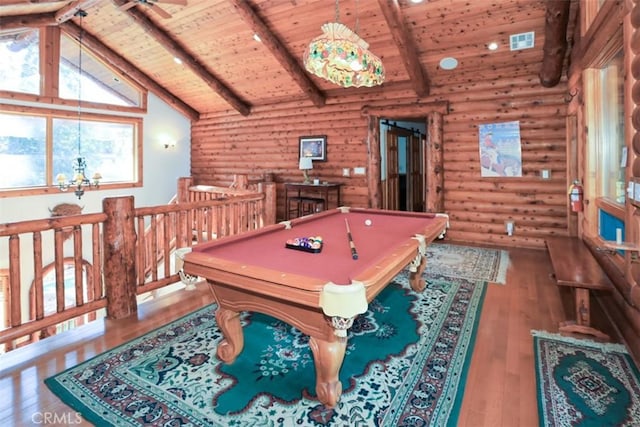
363,102,448,211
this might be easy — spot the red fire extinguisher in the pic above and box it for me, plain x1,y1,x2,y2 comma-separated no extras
568,180,583,212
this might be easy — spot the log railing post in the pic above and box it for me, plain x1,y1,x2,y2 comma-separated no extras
261,182,276,225
103,196,137,319
177,177,193,203
233,174,249,189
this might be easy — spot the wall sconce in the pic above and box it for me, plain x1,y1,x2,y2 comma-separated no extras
158,133,176,150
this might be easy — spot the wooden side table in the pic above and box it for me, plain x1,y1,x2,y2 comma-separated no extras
284,182,342,220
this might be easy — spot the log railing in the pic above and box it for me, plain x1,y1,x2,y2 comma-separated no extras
0,213,108,352
0,175,276,352
133,192,267,296
135,176,276,285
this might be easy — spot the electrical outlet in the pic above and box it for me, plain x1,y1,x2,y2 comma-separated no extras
342,168,350,177
505,220,514,236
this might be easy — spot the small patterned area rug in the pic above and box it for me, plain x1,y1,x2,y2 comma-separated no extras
46,273,486,426
533,330,640,427
426,243,509,284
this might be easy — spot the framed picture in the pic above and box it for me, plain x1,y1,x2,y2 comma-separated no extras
299,135,327,161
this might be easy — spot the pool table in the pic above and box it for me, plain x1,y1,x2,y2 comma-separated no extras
182,207,448,407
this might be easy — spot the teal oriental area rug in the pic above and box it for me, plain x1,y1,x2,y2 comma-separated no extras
533,330,640,427
426,243,509,285
46,272,487,426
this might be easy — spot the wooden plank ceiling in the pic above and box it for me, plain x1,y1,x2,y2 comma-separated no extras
0,0,575,120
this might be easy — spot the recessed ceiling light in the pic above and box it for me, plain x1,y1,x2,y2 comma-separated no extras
410,0,424,3
488,42,498,51
173,57,183,65
439,57,458,70
253,33,262,42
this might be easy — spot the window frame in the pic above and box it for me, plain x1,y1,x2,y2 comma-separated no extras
0,26,147,197
580,1,627,268
0,103,143,198
0,26,147,113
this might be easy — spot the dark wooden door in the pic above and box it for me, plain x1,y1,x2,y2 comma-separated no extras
383,131,399,210
407,133,424,211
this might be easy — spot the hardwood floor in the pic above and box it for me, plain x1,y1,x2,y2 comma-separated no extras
0,246,620,426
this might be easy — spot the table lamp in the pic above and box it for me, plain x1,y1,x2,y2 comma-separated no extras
299,157,313,183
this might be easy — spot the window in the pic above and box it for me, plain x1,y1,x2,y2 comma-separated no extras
0,114,46,188
42,263,89,315
585,50,625,204
0,27,144,107
0,109,141,194
0,27,146,196
58,33,142,107
52,117,138,184
585,45,625,246
35,262,103,338
0,28,40,95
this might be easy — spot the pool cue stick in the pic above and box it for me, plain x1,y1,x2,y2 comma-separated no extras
344,218,359,260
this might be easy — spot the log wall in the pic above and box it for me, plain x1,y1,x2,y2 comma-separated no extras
192,77,568,249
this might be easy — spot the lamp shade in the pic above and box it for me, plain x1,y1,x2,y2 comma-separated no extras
299,157,313,170
303,22,385,88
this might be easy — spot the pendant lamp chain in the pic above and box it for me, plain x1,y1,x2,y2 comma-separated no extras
77,9,87,157
56,9,101,199
355,0,359,35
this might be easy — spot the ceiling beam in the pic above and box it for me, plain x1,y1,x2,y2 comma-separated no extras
61,21,200,121
228,0,325,108
539,0,571,88
112,0,251,116
377,0,430,97
361,101,449,117
55,0,102,24
0,13,57,29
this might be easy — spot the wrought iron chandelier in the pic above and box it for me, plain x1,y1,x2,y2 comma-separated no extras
303,0,385,88
56,9,101,199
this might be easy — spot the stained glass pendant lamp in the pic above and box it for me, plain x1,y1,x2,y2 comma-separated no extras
303,0,385,88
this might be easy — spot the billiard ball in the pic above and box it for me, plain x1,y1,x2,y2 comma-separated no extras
365,219,372,226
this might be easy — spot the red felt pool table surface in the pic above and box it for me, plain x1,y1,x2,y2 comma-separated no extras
189,207,447,286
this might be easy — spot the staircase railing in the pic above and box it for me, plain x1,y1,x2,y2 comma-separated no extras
0,175,276,353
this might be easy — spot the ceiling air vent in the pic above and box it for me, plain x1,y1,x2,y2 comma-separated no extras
509,31,535,51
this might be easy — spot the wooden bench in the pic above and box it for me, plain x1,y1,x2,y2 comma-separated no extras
546,236,613,340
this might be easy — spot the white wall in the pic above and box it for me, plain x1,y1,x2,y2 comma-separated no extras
0,93,191,222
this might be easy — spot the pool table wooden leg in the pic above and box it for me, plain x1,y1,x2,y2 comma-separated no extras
409,253,427,292
309,335,347,408
215,307,244,364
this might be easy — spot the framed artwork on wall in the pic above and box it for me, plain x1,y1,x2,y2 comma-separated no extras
299,135,327,161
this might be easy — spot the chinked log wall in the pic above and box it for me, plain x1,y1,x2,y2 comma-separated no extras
192,75,568,249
